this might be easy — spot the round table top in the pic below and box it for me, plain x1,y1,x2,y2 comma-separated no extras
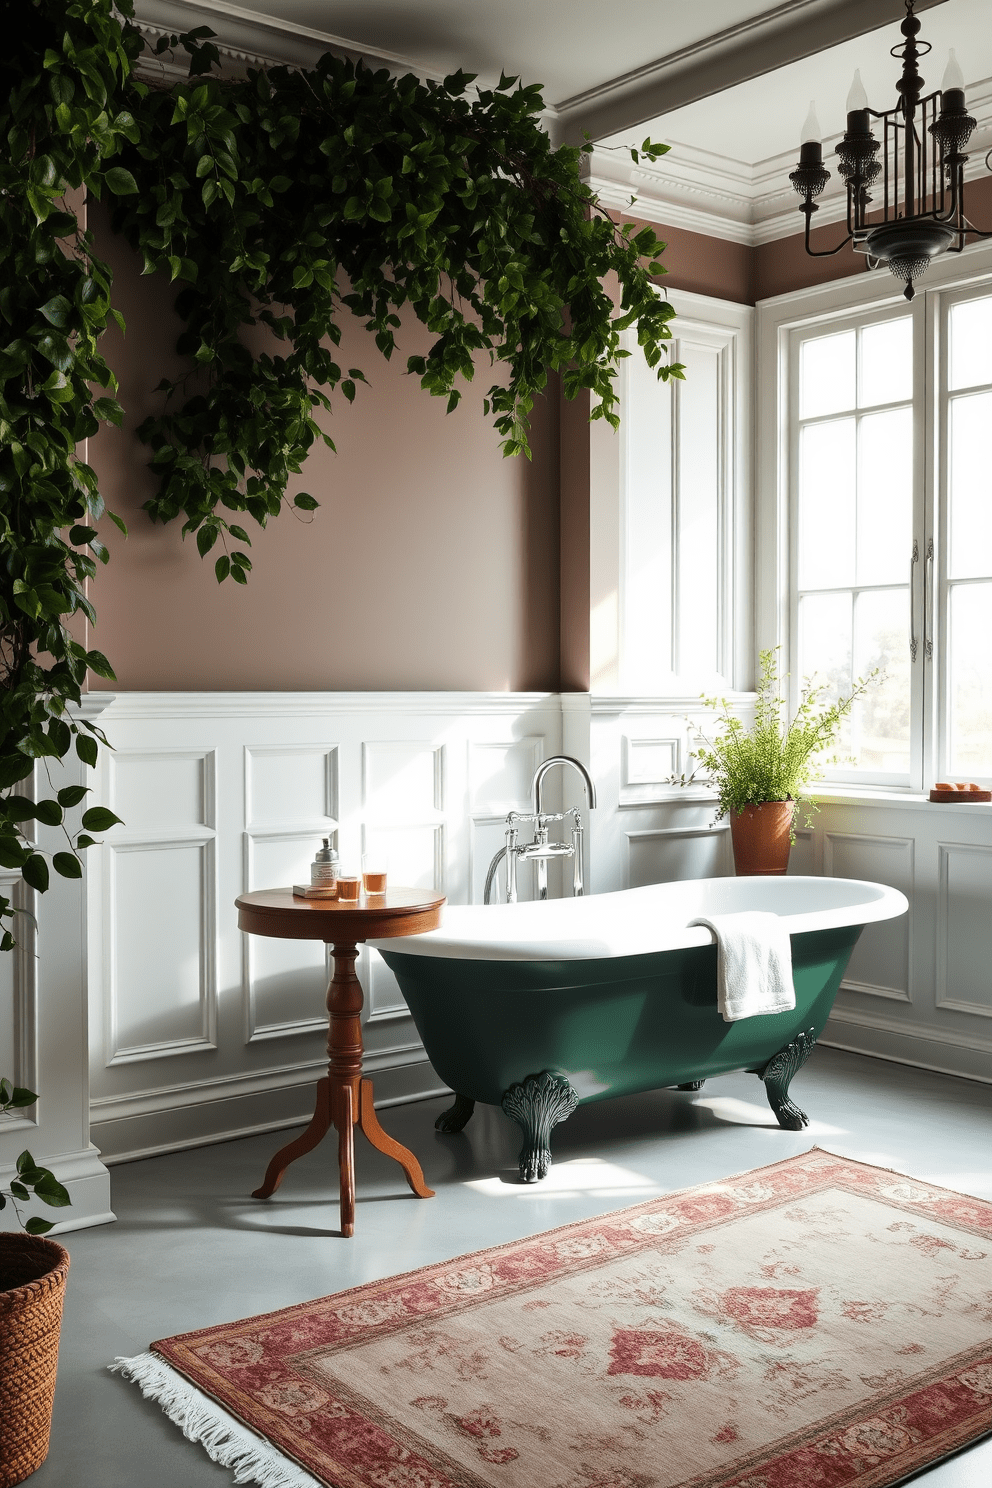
235,887,446,942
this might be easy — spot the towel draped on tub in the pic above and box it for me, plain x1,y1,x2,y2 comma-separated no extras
688,911,795,1023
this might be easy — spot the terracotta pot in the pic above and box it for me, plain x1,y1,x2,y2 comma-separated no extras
730,800,795,876
0,1235,70,1488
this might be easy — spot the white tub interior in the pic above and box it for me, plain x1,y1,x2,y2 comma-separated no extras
370,876,909,962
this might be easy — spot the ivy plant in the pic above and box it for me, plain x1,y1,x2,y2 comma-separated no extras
1,0,682,945
0,0,135,946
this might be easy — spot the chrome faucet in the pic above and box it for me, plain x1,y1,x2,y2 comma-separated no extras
532,755,597,816
484,756,597,905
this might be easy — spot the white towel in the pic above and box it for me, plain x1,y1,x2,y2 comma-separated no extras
689,911,795,1023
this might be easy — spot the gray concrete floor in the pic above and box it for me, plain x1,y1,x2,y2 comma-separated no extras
33,1047,992,1486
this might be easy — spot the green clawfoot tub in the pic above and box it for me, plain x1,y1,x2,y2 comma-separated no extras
374,876,907,1183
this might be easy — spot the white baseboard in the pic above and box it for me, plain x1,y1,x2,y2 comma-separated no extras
0,1145,116,1233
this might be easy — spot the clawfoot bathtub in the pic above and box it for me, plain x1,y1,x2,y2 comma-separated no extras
373,876,907,1182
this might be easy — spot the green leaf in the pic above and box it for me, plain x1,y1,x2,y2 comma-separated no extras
85,650,116,679
22,855,50,893
196,525,218,557
33,800,63,827
24,1217,56,1235
39,295,73,328
33,1172,72,1207
76,735,99,768
57,785,90,808
80,808,123,832
104,166,139,195
293,493,318,511
53,853,83,880
214,554,230,582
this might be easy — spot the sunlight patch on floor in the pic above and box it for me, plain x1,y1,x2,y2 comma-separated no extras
692,1095,847,1135
464,1156,662,1200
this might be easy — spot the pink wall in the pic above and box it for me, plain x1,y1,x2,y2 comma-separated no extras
88,203,559,692
756,178,992,301
89,176,983,693
618,213,754,305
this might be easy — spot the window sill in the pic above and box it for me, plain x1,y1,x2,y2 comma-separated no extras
811,784,992,816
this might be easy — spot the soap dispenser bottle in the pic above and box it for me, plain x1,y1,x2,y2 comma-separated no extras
311,837,339,889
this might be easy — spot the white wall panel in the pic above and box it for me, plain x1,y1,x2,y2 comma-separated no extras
109,839,216,1061
937,843,992,1017
469,737,543,814
245,744,337,826
363,742,442,820
824,831,913,1001
622,735,680,791
361,823,444,893
88,693,562,1160
111,749,214,830
625,823,731,887
787,828,817,876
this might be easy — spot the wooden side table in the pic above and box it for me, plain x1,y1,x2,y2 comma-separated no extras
236,887,445,1237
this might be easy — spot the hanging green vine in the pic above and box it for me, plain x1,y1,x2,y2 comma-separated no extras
1,0,681,943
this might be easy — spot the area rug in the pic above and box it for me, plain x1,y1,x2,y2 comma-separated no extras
113,1149,992,1488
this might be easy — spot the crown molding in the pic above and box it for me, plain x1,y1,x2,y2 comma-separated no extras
586,81,992,249
130,0,439,80
558,0,949,144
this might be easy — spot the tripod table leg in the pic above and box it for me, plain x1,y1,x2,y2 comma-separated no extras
359,1078,435,1198
337,1082,356,1238
251,1077,332,1199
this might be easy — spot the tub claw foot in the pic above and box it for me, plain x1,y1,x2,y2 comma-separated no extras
677,1080,705,1091
757,1029,816,1131
435,1093,476,1133
501,1071,579,1183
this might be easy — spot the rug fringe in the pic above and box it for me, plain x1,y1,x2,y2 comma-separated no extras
110,1352,321,1488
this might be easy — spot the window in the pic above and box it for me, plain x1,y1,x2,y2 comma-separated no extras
780,270,992,790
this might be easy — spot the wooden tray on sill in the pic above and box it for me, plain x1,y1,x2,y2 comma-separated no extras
928,788,991,803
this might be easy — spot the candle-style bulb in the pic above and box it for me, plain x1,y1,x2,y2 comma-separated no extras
846,69,868,113
800,101,822,145
941,49,964,91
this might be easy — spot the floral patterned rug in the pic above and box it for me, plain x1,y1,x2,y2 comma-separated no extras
121,1150,992,1488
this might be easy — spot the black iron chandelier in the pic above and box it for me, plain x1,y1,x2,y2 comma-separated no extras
789,0,992,299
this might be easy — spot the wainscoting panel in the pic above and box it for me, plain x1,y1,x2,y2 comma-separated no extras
108,839,217,1062
625,823,731,887
245,745,337,829
802,794,992,1084
111,748,214,830
936,843,992,1018
824,832,914,1002
87,693,562,1160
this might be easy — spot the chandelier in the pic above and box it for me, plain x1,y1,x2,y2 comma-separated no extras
789,0,992,299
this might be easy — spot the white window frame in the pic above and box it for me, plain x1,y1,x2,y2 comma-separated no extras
757,239,992,796
594,287,753,698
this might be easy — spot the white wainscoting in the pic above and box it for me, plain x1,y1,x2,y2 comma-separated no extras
563,694,747,894
86,693,563,1162
797,793,992,1084
1,701,115,1234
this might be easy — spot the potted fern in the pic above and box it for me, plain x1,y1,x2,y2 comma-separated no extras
1,1080,72,1486
690,650,875,876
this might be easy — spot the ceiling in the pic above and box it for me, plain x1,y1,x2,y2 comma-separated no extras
135,0,991,244
137,0,952,133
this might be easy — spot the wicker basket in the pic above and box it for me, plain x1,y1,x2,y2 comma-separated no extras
0,1235,70,1488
